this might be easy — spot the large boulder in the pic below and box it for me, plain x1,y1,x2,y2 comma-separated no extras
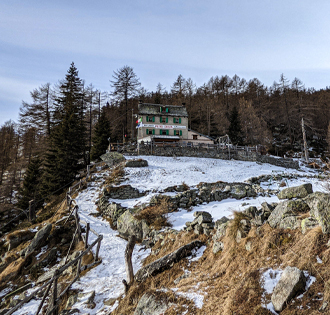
125,159,148,167
301,217,319,234
267,200,309,229
134,292,169,315
304,192,330,233
271,266,306,312
117,211,149,241
100,152,125,166
277,183,313,200
21,224,52,257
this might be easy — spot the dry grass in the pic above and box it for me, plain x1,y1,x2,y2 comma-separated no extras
111,221,330,315
135,198,173,230
104,163,125,185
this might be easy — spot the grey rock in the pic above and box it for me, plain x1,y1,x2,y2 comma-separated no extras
271,266,306,312
117,211,149,241
125,159,148,167
213,221,229,240
245,241,252,251
134,292,169,315
213,241,224,254
278,183,313,200
215,216,229,228
301,217,319,234
304,192,330,234
100,151,125,166
319,301,328,312
174,272,190,285
268,200,309,229
66,294,78,309
22,224,52,257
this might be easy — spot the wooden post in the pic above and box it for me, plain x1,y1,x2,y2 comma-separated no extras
36,279,53,315
53,270,58,315
29,200,36,222
95,235,103,262
302,118,309,163
85,223,90,249
74,206,81,243
87,165,90,180
76,258,82,278
125,235,136,287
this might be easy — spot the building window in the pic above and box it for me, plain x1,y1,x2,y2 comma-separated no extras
160,117,168,123
173,117,182,124
160,107,169,113
160,129,168,135
193,135,198,140
146,129,154,135
147,116,155,122
174,130,182,136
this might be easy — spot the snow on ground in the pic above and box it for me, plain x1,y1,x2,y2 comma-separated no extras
71,175,151,315
123,155,319,192
9,155,328,314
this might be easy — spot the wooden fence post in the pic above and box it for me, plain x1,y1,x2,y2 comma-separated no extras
76,258,82,278
53,270,58,315
95,236,102,262
85,223,90,249
74,206,81,243
125,235,136,285
29,200,36,222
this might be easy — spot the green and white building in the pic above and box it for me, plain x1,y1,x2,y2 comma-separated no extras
137,102,188,143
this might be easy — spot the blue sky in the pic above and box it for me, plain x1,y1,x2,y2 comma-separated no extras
1,0,330,125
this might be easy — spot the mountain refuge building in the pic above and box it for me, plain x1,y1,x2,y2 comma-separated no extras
137,102,188,143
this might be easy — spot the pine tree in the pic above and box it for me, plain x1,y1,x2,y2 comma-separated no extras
228,106,243,145
42,62,87,195
17,156,42,210
90,109,111,161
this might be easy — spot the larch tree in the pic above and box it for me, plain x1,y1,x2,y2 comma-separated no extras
110,66,141,140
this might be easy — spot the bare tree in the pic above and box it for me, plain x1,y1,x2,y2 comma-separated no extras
110,66,141,140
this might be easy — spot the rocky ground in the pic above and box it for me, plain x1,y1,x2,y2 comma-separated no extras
1,155,330,315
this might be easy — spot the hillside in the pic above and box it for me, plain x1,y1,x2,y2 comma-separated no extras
1,155,330,315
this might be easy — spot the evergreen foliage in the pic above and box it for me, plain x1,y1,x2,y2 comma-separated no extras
42,62,87,195
17,156,42,210
90,108,111,161
228,106,243,145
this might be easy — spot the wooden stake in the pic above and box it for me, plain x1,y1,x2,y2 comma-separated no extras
124,235,136,287
302,118,309,163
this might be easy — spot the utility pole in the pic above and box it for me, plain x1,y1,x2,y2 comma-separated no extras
131,109,134,140
302,118,309,163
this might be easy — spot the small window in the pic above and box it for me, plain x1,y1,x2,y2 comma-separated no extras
174,130,179,136
162,130,167,135
173,117,181,123
146,129,154,135
148,116,154,122
193,135,198,140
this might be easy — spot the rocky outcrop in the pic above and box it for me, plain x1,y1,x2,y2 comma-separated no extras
277,183,313,200
304,192,330,234
21,224,52,257
5,230,36,251
135,240,204,283
98,197,127,227
100,152,125,166
184,211,214,235
134,292,169,315
117,211,149,241
271,266,306,312
103,184,145,200
267,200,309,230
125,159,148,167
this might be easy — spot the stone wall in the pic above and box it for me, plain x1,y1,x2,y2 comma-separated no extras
103,184,145,200
135,145,299,169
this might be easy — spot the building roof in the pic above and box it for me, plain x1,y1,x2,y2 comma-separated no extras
138,103,188,117
188,129,215,141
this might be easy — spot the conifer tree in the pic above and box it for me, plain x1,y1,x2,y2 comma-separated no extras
17,156,42,210
228,106,243,145
90,108,111,161
42,62,87,195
